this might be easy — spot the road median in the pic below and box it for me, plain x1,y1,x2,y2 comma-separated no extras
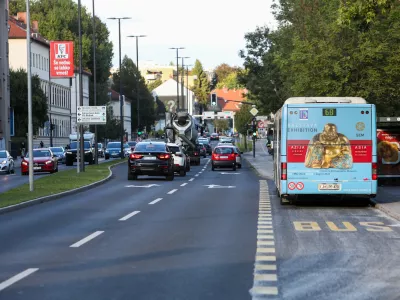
0,159,127,213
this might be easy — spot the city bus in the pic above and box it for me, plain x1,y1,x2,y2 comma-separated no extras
273,97,377,204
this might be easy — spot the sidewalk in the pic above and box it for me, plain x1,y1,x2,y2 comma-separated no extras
243,140,400,221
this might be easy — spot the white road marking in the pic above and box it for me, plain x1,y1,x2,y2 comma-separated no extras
168,189,178,194
250,287,279,296
70,231,104,248
255,264,276,271
257,248,276,253
180,183,188,187
254,274,278,281
195,174,199,177
149,198,163,205
258,240,275,246
0,268,39,292
189,178,194,182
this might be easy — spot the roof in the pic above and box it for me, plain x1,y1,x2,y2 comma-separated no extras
8,16,49,47
284,97,367,104
211,88,248,112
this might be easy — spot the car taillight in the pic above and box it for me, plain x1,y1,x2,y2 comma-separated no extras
229,153,235,159
212,153,218,160
158,153,171,160
130,153,143,160
194,152,198,156
372,163,377,180
281,162,287,180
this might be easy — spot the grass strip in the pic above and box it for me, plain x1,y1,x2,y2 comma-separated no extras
0,159,127,208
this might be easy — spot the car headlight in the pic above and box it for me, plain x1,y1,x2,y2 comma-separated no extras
45,160,53,165
66,151,72,154
1,160,6,164
22,161,28,166
105,150,109,153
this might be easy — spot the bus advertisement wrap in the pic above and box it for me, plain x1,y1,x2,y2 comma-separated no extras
377,129,400,177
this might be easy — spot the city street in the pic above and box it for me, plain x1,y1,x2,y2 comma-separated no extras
0,145,399,299
0,157,117,194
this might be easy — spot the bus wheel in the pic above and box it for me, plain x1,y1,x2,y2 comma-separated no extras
280,195,290,205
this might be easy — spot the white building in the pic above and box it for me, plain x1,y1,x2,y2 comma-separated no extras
108,89,132,140
8,12,90,147
151,78,197,130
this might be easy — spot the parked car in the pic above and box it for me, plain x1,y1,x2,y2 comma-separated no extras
21,148,58,175
65,141,94,166
49,147,65,164
167,143,188,176
0,150,15,174
128,142,174,180
211,146,237,171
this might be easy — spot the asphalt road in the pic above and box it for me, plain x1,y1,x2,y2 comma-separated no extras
0,157,118,194
0,140,399,299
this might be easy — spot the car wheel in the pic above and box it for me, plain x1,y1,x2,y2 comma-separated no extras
128,171,137,180
105,155,109,160
7,166,11,174
166,171,174,181
233,164,237,171
238,164,242,169
66,159,73,166
212,164,215,171
179,169,186,177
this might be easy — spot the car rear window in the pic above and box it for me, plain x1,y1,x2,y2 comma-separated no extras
215,147,234,154
168,146,180,154
135,143,166,152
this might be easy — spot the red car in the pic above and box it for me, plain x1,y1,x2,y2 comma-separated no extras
211,146,237,171
21,148,59,175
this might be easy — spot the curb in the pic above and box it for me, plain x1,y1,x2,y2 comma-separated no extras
370,200,400,221
242,156,273,180
0,160,126,215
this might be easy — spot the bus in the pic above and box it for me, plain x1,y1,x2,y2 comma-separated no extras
273,97,377,204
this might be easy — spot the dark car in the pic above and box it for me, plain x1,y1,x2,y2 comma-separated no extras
198,139,212,155
105,142,124,159
199,143,207,158
65,141,94,166
128,142,174,181
210,133,219,141
187,145,201,165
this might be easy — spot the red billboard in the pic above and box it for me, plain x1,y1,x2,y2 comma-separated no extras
377,129,400,177
50,41,74,78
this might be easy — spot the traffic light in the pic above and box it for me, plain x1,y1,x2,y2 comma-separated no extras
211,93,217,106
138,131,142,136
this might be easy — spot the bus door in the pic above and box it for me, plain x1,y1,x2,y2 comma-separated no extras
285,104,376,196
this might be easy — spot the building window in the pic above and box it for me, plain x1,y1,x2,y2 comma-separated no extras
32,53,35,68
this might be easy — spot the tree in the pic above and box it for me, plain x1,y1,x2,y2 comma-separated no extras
191,59,210,107
10,69,48,137
214,63,238,84
216,72,244,89
147,79,162,92
112,56,156,133
213,119,229,133
234,105,252,135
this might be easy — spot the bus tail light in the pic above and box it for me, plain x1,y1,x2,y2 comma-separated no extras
281,162,287,180
372,163,377,180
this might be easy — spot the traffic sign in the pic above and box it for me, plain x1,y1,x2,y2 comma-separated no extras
250,107,258,116
288,182,296,190
202,111,215,119
296,182,304,190
77,106,107,124
258,121,264,128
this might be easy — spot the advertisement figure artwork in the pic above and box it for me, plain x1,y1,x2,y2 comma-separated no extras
305,123,353,169
377,129,400,177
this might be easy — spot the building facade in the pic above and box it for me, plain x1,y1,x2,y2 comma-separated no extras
108,89,132,140
0,0,10,151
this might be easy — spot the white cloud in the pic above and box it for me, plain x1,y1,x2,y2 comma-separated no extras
76,0,276,69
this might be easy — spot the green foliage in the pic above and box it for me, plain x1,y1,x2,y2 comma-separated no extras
239,0,400,116
216,72,244,89
191,59,210,106
213,119,229,132
112,56,156,132
234,105,252,135
10,69,48,137
147,79,163,91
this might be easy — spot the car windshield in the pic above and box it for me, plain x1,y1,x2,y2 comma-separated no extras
98,143,102,148
198,139,209,144
168,146,180,154
107,142,121,149
0,151,7,158
124,144,129,148
26,150,52,158
135,143,166,152
70,141,91,149
215,147,234,154
127,141,137,147
49,147,63,153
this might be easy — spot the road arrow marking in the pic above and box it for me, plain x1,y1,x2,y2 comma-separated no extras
125,184,160,188
204,184,236,189
220,172,241,175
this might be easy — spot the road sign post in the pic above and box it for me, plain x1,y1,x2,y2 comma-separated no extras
250,108,258,158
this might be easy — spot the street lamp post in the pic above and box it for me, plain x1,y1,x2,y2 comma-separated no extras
184,64,193,114
169,47,184,112
78,0,85,171
127,35,146,133
92,0,98,164
179,56,190,111
26,0,34,191
107,17,131,158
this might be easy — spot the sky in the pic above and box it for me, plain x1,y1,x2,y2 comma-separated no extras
76,0,277,70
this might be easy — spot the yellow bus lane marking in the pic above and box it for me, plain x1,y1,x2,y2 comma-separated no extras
293,221,395,232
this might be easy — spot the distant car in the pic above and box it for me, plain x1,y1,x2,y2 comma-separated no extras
0,150,15,174
198,138,212,155
199,143,207,158
211,146,236,171
128,142,175,180
65,141,94,166
167,143,188,176
105,142,124,159
97,143,105,158
127,141,137,150
188,145,201,165
210,133,219,141
21,148,58,175
49,147,65,164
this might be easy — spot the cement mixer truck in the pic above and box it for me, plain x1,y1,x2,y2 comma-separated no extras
165,111,203,165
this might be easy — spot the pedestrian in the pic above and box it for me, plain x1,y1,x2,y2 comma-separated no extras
20,141,26,157
40,141,44,148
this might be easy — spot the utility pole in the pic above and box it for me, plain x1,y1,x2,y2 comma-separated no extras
169,47,184,111
252,116,256,158
179,56,189,111
78,0,85,171
92,0,98,164
48,50,53,147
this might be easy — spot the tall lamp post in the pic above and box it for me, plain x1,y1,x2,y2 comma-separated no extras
92,0,98,164
26,0,34,190
169,47,184,112
179,56,190,111
184,64,193,114
127,35,146,133
78,0,85,171
107,17,131,159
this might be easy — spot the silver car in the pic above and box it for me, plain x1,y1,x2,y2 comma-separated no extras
0,150,15,174
49,147,65,164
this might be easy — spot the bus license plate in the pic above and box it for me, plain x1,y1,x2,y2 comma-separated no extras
318,183,341,191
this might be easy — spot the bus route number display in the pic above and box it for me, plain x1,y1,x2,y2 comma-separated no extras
322,108,336,116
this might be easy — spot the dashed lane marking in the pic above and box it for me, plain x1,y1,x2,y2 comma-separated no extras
70,231,104,248
149,198,163,205
0,268,39,292
250,180,279,298
180,183,188,187
168,189,178,194
189,178,194,182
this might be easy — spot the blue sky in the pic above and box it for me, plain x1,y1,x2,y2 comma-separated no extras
77,0,276,70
